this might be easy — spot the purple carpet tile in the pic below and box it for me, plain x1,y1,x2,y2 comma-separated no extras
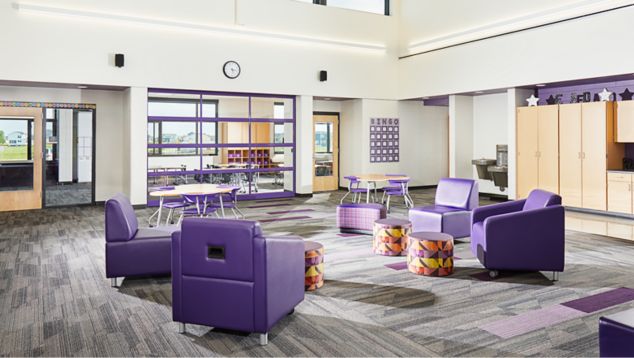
258,215,311,223
267,209,315,215
480,304,586,339
561,287,634,313
247,203,292,209
385,261,408,270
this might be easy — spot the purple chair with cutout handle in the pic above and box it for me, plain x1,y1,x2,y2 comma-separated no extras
409,178,478,238
470,189,565,280
172,218,304,345
105,193,178,287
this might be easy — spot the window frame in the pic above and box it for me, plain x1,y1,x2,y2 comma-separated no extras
147,97,219,157
311,0,389,16
0,117,33,162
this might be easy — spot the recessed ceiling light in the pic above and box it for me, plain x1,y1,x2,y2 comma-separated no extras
536,84,546,87
77,85,88,89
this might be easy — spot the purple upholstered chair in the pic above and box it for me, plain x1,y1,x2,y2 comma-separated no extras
105,193,178,287
470,189,565,280
340,176,366,204
207,185,245,219
599,308,634,357
408,178,479,238
172,218,304,346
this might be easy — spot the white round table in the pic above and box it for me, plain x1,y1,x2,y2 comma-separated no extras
149,184,235,226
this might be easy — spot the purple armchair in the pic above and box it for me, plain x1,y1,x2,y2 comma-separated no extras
470,189,565,280
105,193,177,287
599,308,634,357
172,218,304,346
408,178,479,238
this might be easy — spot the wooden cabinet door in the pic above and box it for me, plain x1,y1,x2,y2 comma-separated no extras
581,102,608,211
559,104,583,207
616,100,634,143
537,105,559,194
516,107,539,199
607,173,632,214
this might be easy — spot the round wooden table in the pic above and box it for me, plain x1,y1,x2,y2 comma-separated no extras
407,232,454,277
355,174,409,203
149,184,234,226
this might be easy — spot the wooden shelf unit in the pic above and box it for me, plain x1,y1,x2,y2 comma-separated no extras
226,148,274,168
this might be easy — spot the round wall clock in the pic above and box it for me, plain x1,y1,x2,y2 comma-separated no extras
223,61,241,79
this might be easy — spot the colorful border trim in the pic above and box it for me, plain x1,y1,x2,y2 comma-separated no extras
0,101,96,110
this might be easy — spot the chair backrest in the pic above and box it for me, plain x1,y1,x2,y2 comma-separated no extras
523,189,561,211
434,178,479,210
105,193,138,242
179,218,263,282
386,174,407,186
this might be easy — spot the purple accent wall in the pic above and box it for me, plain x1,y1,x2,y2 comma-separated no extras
537,79,634,105
625,144,634,159
423,97,449,106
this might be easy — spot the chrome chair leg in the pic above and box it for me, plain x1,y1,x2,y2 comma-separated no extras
110,277,118,287
340,191,350,204
259,333,268,346
178,323,186,334
552,271,560,282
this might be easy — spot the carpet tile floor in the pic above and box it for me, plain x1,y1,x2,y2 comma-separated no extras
0,188,633,356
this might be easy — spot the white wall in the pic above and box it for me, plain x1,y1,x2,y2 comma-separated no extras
0,85,125,201
399,5,634,99
472,93,507,195
448,95,473,179
339,98,448,189
294,95,313,194
0,0,398,100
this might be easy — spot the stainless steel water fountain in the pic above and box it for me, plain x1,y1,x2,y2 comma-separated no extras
471,145,508,191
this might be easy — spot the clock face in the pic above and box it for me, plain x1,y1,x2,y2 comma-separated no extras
223,61,241,79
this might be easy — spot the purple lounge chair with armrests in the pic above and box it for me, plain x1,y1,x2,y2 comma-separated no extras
105,193,178,287
172,218,304,346
408,178,478,238
470,189,565,280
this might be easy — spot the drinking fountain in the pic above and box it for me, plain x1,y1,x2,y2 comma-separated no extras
471,144,508,191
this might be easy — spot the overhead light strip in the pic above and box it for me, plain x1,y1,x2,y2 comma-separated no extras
13,2,386,52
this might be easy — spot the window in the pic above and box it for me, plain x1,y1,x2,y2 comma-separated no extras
147,98,218,156
273,103,285,154
0,118,32,162
314,122,333,153
299,0,389,15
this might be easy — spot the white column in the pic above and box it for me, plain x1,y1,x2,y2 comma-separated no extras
506,88,533,200
123,87,148,205
294,95,313,194
448,95,473,179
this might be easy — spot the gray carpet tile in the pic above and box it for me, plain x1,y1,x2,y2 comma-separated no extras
0,188,633,356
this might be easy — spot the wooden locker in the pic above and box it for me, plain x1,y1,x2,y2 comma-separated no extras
537,105,559,194
559,104,583,207
581,102,608,211
516,107,539,199
616,100,634,143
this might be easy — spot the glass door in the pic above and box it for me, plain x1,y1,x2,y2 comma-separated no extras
0,107,43,211
43,108,95,207
313,114,339,192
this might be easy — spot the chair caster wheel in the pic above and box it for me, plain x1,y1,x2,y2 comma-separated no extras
488,270,499,279
287,308,295,316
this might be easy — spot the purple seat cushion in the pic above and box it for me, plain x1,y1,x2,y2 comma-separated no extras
600,308,634,357
523,189,562,211
135,226,179,240
411,205,462,215
435,178,478,210
105,193,139,242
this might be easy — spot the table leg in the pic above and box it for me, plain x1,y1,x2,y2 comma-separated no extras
373,183,378,203
366,185,371,203
156,196,164,227
219,195,226,218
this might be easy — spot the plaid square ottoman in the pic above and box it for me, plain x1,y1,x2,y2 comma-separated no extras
337,203,386,234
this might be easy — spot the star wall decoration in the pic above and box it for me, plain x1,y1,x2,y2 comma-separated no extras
526,94,539,106
619,88,634,101
598,88,613,102
545,95,557,105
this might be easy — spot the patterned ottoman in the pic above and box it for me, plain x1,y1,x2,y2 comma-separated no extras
373,218,412,256
337,203,387,234
304,241,324,291
407,232,454,276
